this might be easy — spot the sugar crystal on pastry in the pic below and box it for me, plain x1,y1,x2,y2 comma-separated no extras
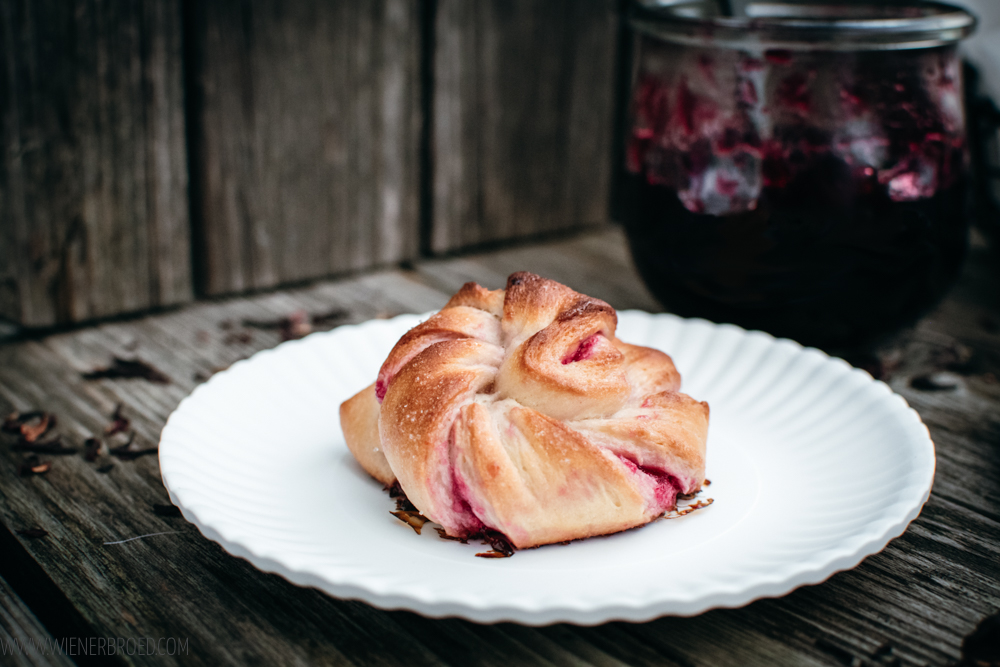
339,272,709,549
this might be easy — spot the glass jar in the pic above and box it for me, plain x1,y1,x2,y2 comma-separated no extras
622,1,976,348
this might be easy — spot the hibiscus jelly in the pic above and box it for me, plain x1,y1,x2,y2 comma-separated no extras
623,1,976,348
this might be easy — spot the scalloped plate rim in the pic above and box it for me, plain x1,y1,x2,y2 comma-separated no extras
159,311,935,625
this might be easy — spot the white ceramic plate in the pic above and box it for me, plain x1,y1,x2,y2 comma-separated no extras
159,312,934,625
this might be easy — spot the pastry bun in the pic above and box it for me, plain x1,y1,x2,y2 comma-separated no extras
340,272,708,549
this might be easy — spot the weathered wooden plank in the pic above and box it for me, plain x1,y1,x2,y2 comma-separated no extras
189,0,422,296
0,575,74,667
0,0,191,327
0,230,997,666
491,624,630,667
431,0,620,253
0,271,454,667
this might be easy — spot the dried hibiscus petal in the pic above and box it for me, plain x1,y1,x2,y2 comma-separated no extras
474,530,515,558
83,437,103,462
105,404,130,436
1,413,22,434
3,411,40,434
279,311,312,341
82,357,171,384
395,497,418,513
20,413,53,442
391,511,429,535
678,484,705,500
434,527,469,543
2,411,56,442
475,550,510,558
386,482,418,511
12,436,77,455
16,528,48,539
242,311,312,341
18,455,51,476
30,461,51,475
242,307,348,339
312,308,350,326
910,374,959,391
240,315,280,329
385,483,515,557
223,330,253,345
109,433,157,460
193,364,235,383
110,444,158,461
153,503,182,518
931,342,974,374
241,307,350,341
662,497,714,519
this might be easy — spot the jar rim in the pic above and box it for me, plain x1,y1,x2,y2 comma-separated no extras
631,1,977,51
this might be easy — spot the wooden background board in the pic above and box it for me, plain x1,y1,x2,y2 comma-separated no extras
188,0,423,296
431,0,620,253
1,0,626,325
0,0,191,328
0,227,997,666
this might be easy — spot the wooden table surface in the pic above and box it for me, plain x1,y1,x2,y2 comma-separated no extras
1,226,998,667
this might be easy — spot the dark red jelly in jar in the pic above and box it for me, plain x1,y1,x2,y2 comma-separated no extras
624,2,976,348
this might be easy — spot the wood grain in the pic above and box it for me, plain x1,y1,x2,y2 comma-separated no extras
0,228,997,666
0,271,450,667
0,0,191,328
188,0,422,296
431,0,620,253
0,576,74,667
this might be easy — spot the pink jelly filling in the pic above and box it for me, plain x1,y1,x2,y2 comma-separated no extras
375,378,388,403
617,454,682,511
562,333,601,364
445,422,490,537
449,465,488,536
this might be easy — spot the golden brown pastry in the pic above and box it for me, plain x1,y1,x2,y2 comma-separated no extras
340,272,708,549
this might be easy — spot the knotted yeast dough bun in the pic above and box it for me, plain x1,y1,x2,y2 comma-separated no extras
340,272,708,549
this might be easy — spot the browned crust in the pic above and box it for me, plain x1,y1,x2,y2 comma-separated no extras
570,391,709,494
502,273,590,345
376,306,501,400
340,271,710,550
339,383,395,485
444,282,504,315
612,339,682,396
454,402,652,548
498,325,629,421
378,338,502,530
497,278,629,420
